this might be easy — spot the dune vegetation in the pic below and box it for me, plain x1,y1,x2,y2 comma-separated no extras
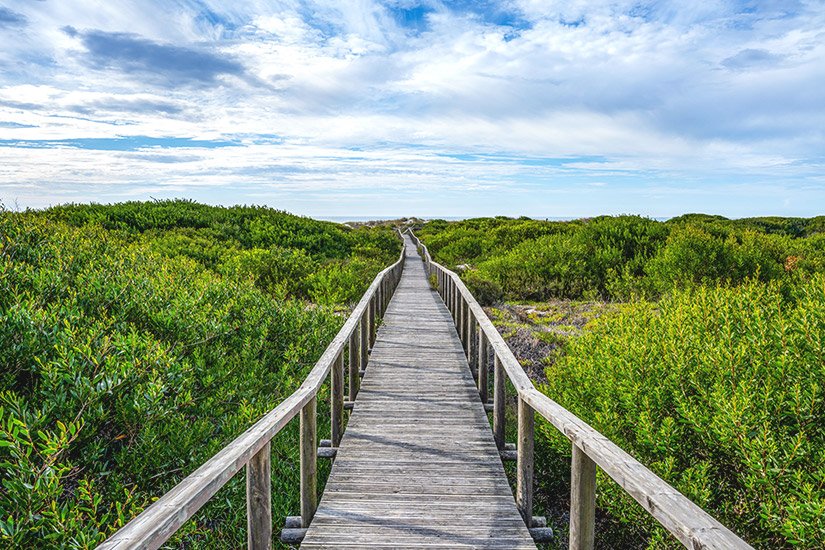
418,215,825,549
0,200,400,549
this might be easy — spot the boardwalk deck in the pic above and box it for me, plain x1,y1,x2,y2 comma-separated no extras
300,236,537,549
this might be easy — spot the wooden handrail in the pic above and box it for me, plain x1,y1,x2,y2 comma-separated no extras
99,235,407,550
407,229,753,550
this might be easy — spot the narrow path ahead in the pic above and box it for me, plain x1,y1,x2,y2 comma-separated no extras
300,236,536,549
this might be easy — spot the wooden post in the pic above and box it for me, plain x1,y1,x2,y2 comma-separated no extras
449,280,454,315
478,329,488,402
360,310,369,371
349,329,360,401
458,297,465,343
369,294,376,345
453,282,458,322
462,301,469,356
331,352,344,447
247,442,271,550
465,308,473,363
386,278,391,310
570,444,597,550
300,396,317,528
517,396,534,527
493,355,505,449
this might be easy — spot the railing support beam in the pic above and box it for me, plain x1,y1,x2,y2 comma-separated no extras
570,444,596,550
331,352,344,448
517,396,534,527
349,328,360,401
478,329,488,402
247,442,271,550
300,396,317,527
493,355,506,449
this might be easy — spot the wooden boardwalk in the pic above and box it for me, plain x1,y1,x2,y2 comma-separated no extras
300,236,537,549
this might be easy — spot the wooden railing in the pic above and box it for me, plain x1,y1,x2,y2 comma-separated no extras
408,230,753,550
98,237,407,550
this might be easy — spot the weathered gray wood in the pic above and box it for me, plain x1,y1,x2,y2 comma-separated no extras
570,443,596,550
280,528,307,544
317,447,337,459
517,397,534,527
360,310,369,374
300,396,317,527
246,441,271,550
349,329,359,402
493,354,505,450
478,329,488,402
331,352,344,448
284,515,302,528
530,527,555,543
369,294,376,344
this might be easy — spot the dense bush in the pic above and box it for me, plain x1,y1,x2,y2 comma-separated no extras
541,277,825,548
0,202,400,548
418,215,825,302
40,200,401,305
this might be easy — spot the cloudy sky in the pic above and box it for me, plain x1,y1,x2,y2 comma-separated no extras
1,1,823,218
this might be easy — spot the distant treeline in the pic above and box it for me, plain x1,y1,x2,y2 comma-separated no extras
416,214,825,303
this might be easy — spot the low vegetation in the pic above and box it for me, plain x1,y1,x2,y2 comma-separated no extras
416,214,825,303
419,215,825,549
0,200,399,548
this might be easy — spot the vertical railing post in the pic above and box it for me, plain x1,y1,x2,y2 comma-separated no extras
570,444,597,550
493,355,505,449
465,307,473,363
331,352,344,448
453,282,458,323
478,329,488,402
360,310,369,372
349,328,360,401
369,294,376,345
460,302,466,356
247,442,271,550
517,396,534,527
300,396,317,528
458,297,465,341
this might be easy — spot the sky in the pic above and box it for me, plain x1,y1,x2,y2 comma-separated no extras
0,0,824,219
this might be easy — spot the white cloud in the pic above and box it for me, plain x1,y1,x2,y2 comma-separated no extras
1,0,824,216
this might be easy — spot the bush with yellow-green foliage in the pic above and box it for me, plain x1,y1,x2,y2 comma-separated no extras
541,277,825,548
0,202,399,549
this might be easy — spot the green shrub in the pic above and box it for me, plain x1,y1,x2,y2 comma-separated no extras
460,271,502,306
647,226,786,293
542,277,825,548
0,209,350,548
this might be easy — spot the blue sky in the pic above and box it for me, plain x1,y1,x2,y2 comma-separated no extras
1,0,824,218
